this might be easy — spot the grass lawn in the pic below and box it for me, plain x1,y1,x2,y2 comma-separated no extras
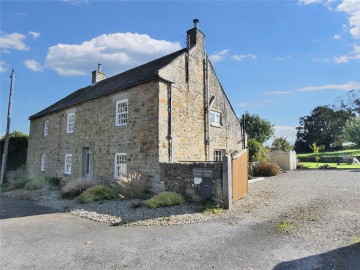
297,149,360,158
298,162,360,169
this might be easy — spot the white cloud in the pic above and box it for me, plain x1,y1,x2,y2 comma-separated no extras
275,55,293,61
334,42,360,63
298,0,335,9
59,0,89,5
296,81,360,92
333,33,342,40
209,49,229,63
237,99,274,108
300,0,360,63
232,54,257,61
0,61,7,73
313,57,331,62
24,60,43,72
28,31,40,40
265,91,291,95
299,0,333,4
337,0,360,39
45,32,181,76
0,32,28,51
17,12,27,16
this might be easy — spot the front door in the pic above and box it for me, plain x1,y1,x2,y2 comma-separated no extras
82,147,91,178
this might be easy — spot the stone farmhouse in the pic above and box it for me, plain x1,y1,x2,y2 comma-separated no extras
27,20,245,192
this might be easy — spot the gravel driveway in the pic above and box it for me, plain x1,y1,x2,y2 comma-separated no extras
1,169,359,269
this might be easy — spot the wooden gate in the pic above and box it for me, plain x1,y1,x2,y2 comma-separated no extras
232,149,248,202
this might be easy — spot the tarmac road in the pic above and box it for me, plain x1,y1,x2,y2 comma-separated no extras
1,170,359,270
0,196,59,219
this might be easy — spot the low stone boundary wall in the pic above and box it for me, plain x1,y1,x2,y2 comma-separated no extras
159,162,223,203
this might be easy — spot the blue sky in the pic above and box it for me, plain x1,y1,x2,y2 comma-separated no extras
1,0,360,144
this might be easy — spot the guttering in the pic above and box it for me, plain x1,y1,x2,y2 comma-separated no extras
204,56,210,161
159,77,174,163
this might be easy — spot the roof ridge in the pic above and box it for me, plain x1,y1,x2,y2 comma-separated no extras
29,48,186,120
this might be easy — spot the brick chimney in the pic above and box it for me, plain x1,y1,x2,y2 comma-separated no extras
187,19,205,50
92,64,106,85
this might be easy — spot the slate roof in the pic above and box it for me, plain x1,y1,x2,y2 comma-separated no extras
29,48,187,120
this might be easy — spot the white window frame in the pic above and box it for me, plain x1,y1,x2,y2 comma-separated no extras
44,120,49,137
64,154,72,174
114,153,127,178
210,111,221,126
40,154,46,172
67,113,75,133
214,150,223,162
115,99,128,127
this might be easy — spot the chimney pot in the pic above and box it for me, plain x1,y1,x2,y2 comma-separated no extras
193,19,199,28
92,64,106,85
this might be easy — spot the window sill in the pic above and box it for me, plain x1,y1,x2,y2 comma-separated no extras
210,123,222,128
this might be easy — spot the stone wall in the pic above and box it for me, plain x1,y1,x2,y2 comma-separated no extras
159,162,223,203
158,28,243,163
208,63,243,158
27,25,243,194
27,80,163,191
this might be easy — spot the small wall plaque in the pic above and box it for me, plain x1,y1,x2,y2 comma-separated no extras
193,168,213,178
194,177,202,184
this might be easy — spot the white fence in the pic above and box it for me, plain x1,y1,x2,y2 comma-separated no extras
269,150,297,171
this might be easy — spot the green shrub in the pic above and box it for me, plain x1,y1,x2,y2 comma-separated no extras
79,185,117,204
114,172,147,199
46,176,62,187
254,162,282,177
12,165,28,182
0,166,29,192
144,192,185,208
0,131,28,171
248,139,269,162
61,178,95,199
25,177,45,190
201,199,223,215
9,179,27,190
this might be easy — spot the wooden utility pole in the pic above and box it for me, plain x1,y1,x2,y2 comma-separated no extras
1,69,15,185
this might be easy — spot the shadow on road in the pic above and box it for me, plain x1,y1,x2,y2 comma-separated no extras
273,243,360,270
0,196,61,219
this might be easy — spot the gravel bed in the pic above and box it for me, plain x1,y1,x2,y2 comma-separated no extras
2,169,359,243
2,188,223,226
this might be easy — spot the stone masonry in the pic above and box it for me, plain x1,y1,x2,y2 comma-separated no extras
27,21,244,193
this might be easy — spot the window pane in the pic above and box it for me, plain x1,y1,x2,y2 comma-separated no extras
65,154,72,174
44,121,49,136
67,113,75,133
214,150,222,161
115,153,127,177
116,100,128,126
210,111,221,125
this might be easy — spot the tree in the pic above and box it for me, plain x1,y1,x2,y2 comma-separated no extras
309,142,321,167
272,137,292,151
336,89,360,115
248,139,269,162
295,106,352,152
241,112,274,144
343,116,360,147
0,131,28,171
